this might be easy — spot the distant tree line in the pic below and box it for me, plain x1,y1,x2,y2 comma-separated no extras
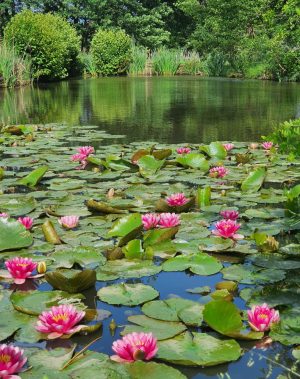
0,0,299,81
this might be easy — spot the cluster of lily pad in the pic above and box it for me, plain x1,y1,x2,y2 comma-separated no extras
0,123,299,378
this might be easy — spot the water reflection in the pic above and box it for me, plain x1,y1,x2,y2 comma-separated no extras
1,77,299,143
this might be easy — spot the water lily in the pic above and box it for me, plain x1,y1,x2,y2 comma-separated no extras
261,141,273,150
59,215,79,229
159,213,181,228
77,146,95,156
249,143,259,150
71,146,94,169
176,147,191,154
212,219,243,239
166,193,189,207
4,257,40,284
248,304,280,332
18,216,33,230
111,332,158,363
0,213,9,218
36,304,85,339
223,143,234,151
209,166,228,178
220,210,239,220
142,213,160,230
0,344,27,379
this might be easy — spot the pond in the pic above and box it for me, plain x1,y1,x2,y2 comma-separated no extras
1,77,300,143
0,83,299,379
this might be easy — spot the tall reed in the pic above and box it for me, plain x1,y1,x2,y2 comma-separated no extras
152,48,183,76
129,45,148,75
79,52,97,77
181,51,203,75
0,42,32,87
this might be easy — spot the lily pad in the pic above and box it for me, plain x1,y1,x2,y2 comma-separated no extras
241,167,266,192
157,332,241,366
52,246,106,268
45,269,96,293
121,315,186,340
0,218,33,251
97,283,159,306
162,253,222,275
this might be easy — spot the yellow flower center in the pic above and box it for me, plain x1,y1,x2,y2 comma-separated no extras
259,313,268,319
17,263,29,267
0,354,11,363
52,313,69,322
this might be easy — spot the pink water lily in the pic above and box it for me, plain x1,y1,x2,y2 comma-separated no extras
159,213,181,228
223,143,234,152
142,213,160,230
0,344,27,379
166,193,189,207
261,142,273,150
4,257,40,284
248,304,280,332
18,217,33,230
212,219,243,239
59,215,79,229
220,210,239,220
249,143,259,150
0,213,9,218
176,147,191,154
209,166,228,178
111,332,158,363
36,304,85,339
71,146,94,169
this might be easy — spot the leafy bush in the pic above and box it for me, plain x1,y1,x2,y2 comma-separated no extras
91,29,132,76
4,10,81,80
204,52,231,77
266,118,300,158
152,48,183,75
0,42,32,87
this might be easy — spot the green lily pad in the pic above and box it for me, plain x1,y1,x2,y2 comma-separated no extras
52,246,106,268
17,166,49,187
45,269,96,293
176,153,209,171
200,141,227,159
97,283,159,306
10,290,85,315
142,298,204,326
222,264,286,284
162,253,222,275
121,315,186,340
0,196,37,216
157,332,241,366
241,167,266,192
0,218,33,251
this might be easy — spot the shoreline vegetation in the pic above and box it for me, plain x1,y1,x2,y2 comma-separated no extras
0,1,299,88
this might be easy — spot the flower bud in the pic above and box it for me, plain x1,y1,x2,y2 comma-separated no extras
37,261,47,274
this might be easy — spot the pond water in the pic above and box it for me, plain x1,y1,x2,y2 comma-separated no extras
1,77,300,143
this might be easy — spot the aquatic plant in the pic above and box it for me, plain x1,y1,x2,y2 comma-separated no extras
4,257,38,284
166,193,189,207
71,145,94,169
18,216,33,230
176,147,191,154
212,219,243,239
142,213,160,230
59,216,79,229
223,143,234,151
36,304,85,339
111,332,158,362
0,344,27,379
0,213,9,218
152,48,182,76
261,141,273,150
248,304,280,332
129,45,148,76
220,210,239,221
209,166,228,178
158,213,181,228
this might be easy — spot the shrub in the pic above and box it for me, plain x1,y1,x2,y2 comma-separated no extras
203,51,231,77
0,42,32,87
90,29,132,76
4,10,81,80
266,118,300,158
181,51,203,75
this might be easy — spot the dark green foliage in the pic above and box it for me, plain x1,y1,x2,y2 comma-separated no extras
267,119,300,158
91,29,132,76
4,10,81,80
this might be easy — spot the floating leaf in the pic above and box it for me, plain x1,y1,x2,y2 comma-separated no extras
122,315,186,340
97,283,158,306
45,270,96,293
176,153,209,171
241,167,266,192
0,218,33,251
200,142,227,159
18,166,49,187
157,332,241,366
162,253,222,275
52,246,106,268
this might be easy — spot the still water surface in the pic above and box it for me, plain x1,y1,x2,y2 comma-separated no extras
1,77,300,143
